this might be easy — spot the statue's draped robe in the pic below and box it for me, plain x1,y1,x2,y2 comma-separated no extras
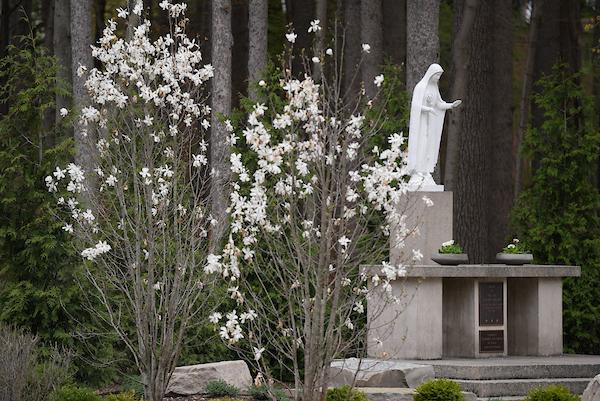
407,64,449,176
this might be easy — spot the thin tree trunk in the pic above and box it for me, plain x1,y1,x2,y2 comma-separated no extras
406,0,439,94
71,0,94,172
514,0,543,199
443,0,478,191
383,0,406,68
210,0,232,250
231,0,248,107
360,0,382,98
42,0,55,54
54,0,72,124
95,0,106,43
342,0,360,98
248,0,267,100
127,0,141,40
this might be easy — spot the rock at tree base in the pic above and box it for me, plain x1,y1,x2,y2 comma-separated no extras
166,360,252,395
329,358,435,388
583,374,600,401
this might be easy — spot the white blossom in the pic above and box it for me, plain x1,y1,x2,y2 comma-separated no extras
285,32,297,43
308,19,321,33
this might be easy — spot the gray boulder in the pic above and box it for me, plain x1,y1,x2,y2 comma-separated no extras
583,374,600,401
166,360,252,395
329,358,435,389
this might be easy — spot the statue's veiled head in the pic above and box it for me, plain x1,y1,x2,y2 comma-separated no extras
425,63,444,84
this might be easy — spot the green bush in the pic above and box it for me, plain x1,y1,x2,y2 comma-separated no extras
103,391,142,401
523,385,579,401
205,379,240,397
248,385,291,401
326,385,369,401
49,386,101,401
413,379,465,401
511,65,600,354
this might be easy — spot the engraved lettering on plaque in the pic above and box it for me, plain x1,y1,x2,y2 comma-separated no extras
479,330,504,353
479,282,504,326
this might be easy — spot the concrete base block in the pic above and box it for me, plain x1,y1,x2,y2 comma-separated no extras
391,191,453,266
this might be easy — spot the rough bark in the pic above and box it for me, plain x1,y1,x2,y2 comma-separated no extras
449,0,513,263
382,0,406,68
443,0,478,191
360,0,383,98
248,0,268,100
53,0,72,123
406,0,439,94
488,0,514,261
71,0,95,171
42,0,55,54
210,0,232,249
231,0,248,107
342,0,361,99
514,0,543,198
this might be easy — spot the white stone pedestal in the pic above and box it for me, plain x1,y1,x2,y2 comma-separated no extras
368,191,452,360
391,191,453,266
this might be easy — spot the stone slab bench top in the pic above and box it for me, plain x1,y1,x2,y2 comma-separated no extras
363,264,580,278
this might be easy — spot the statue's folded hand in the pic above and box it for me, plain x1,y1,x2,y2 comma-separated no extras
451,100,462,108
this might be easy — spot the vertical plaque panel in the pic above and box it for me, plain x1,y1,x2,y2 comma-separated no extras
479,282,504,326
479,330,505,353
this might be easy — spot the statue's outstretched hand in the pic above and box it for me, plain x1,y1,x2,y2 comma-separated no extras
451,100,462,108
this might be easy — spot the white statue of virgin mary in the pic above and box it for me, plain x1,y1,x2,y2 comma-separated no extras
407,64,461,191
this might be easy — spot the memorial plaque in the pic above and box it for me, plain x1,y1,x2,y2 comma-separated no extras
479,282,504,326
479,330,505,353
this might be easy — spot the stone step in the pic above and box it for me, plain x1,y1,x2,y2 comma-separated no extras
426,355,600,380
357,387,476,401
453,377,591,398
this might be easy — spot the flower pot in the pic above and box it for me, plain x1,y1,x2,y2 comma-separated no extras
431,252,469,265
495,253,533,265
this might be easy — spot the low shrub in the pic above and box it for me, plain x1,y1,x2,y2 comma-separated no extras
523,385,579,401
49,386,101,401
0,324,72,401
413,378,465,401
248,384,291,401
205,379,240,397
103,391,142,401
326,385,369,401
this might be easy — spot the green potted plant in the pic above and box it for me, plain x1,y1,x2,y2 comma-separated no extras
496,238,533,264
431,240,469,265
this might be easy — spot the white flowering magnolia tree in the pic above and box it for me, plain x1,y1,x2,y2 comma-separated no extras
45,2,221,401
213,22,414,401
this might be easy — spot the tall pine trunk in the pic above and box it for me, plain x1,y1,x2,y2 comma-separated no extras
406,0,439,94
449,0,513,263
71,0,94,172
383,0,406,68
54,0,72,124
231,0,248,107
248,0,267,100
360,0,382,98
210,0,232,249
342,0,360,98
